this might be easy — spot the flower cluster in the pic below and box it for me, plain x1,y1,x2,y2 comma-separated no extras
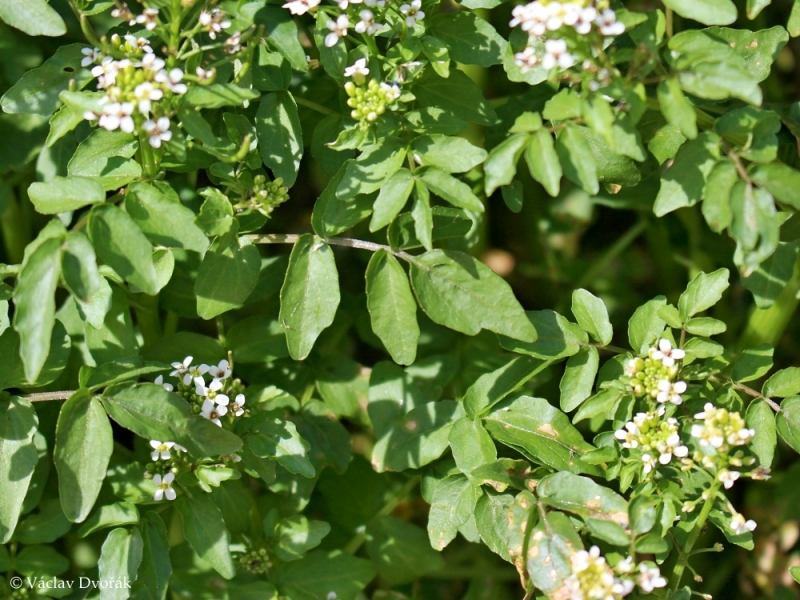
235,174,290,217
237,547,271,574
624,339,688,406
82,43,186,147
168,356,248,427
199,8,231,39
615,410,689,475
145,439,188,502
561,547,667,599
344,62,401,127
510,0,625,74
282,0,396,47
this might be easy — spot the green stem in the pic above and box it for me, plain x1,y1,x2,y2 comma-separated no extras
343,476,420,554
0,185,30,264
575,217,648,289
23,391,75,402
168,0,183,66
294,97,335,115
738,252,800,350
667,483,720,596
245,233,418,264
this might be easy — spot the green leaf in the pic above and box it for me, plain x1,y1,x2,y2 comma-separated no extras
225,316,288,364
449,415,497,476
275,551,376,600
483,395,601,476
54,390,113,523
311,162,374,237
61,231,111,329
411,180,434,251
746,400,776,468
654,132,720,216
419,167,484,212
474,491,514,560
253,5,307,71
0,396,38,543
701,159,737,233
27,176,106,215
279,234,340,360
88,204,159,295
709,26,789,83
556,124,599,195
428,11,506,67
246,415,315,478
763,367,800,398
684,317,726,336
125,182,209,253
658,79,697,140
538,472,629,526
13,236,62,383
77,502,139,538
68,129,140,191
367,516,445,584
0,0,66,36
410,249,536,341
777,396,800,453
571,289,613,345
98,527,143,600
525,129,562,196
183,84,260,108
337,137,408,198
559,347,600,412
176,495,235,579
498,310,586,360
1,45,90,114
526,510,582,593
427,474,483,550
750,162,800,210
732,344,774,383
370,168,415,231
411,135,487,174
677,269,730,321
256,92,303,187
484,133,529,196
464,355,552,418
628,296,667,354
660,0,736,25
132,512,171,600
743,242,799,309
195,233,261,320
0,323,71,390
196,188,234,236
365,250,420,365
421,35,451,78
102,383,242,457
254,47,292,92
413,69,496,126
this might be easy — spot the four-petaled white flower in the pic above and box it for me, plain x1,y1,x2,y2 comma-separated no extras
171,356,196,384
718,469,741,489
656,379,687,405
209,359,231,381
143,117,173,148
344,58,370,80
638,564,667,593
541,38,574,70
399,0,425,27
124,34,153,54
730,512,757,535
201,399,228,427
153,472,176,501
651,338,686,367
231,394,247,417
514,46,540,73
99,102,135,133
596,8,624,36
81,47,101,67
283,0,321,15
380,82,401,101
141,52,166,73
196,378,230,406
133,81,164,114
355,9,382,35
199,8,231,39
154,375,173,392
150,440,174,461
155,67,187,94
325,15,350,47
131,7,159,30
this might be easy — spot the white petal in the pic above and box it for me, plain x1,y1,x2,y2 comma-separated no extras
165,487,177,500
163,472,175,483
154,488,164,501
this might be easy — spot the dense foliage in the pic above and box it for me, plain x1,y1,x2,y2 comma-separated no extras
2,0,800,598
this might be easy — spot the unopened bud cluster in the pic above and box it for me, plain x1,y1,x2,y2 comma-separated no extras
344,79,401,127
236,175,290,217
624,339,687,405
237,547,272,574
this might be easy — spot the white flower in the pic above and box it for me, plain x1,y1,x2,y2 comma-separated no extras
730,513,757,535
209,359,232,381
325,15,349,47
99,102,135,133
198,8,231,39
338,0,362,9
514,46,540,72
196,378,230,406
133,81,164,114
354,9,382,35
650,338,686,367
81,47,101,67
153,472,176,501
231,394,247,417
510,2,548,36
225,31,243,54
575,6,597,34
143,117,173,148
380,82,401,101
171,356,195,383
638,564,667,593
718,469,740,489
162,68,187,94
92,57,121,88
615,556,634,573
133,8,159,31
173,443,188,453
201,399,228,427
195,66,216,81
150,440,174,461
283,0,321,15
123,34,153,54
546,2,578,31
642,452,656,474
541,38,574,70
141,52,166,73
656,379,687,405
399,0,425,27
344,58,370,79
154,375,173,392
596,8,624,36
